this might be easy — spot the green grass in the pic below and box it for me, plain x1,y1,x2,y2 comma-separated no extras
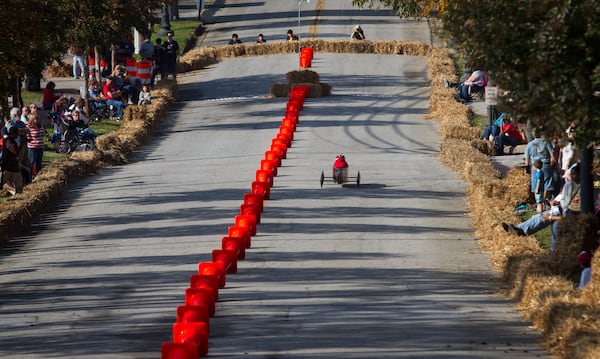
519,210,553,252
471,114,487,131
168,20,202,53
22,90,43,107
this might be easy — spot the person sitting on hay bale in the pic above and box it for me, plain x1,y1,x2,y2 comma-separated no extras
502,162,581,254
444,70,488,102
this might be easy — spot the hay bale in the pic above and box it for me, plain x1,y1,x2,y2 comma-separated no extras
552,214,600,274
270,82,330,98
286,70,320,84
47,63,72,77
270,83,290,97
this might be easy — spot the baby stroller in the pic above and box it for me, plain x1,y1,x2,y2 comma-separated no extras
49,113,95,154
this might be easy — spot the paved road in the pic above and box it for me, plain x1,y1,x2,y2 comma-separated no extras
0,1,547,358
200,0,431,46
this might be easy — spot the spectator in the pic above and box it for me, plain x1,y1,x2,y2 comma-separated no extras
577,250,592,289
480,112,505,141
138,84,151,105
26,113,45,178
593,153,600,216
152,38,166,85
116,35,134,65
1,126,23,195
494,115,524,155
502,162,581,254
228,33,243,45
286,29,299,42
533,160,545,212
257,34,267,43
559,124,576,179
88,79,104,102
42,81,61,110
351,25,366,40
103,76,126,120
111,65,138,104
164,31,180,80
139,34,154,61
525,128,560,199
71,45,85,79
20,106,31,124
444,70,487,102
71,110,97,141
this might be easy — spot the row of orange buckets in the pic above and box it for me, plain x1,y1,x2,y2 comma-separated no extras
300,47,314,69
161,85,310,359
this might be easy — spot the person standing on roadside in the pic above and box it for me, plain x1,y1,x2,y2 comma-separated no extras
139,34,154,62
1,126,23,195
164,31,180,80
71,45,85,79
152,38,166,85
26,113,45,178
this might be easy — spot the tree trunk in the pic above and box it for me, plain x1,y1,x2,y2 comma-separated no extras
580,146,594,214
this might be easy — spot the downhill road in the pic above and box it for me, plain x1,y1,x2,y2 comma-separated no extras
0,1,548,358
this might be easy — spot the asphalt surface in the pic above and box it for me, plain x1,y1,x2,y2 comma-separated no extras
1,1,547,358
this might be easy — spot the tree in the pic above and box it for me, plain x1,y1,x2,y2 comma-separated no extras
0,0,161,111
351,0,448,17
442,0,600,213
0,0,71,109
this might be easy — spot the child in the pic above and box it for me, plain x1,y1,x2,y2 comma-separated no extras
138,84,151,105
533,159,545,212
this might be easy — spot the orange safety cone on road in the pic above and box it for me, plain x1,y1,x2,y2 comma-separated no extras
176,305,210,326
161,342,198,359
198,262,226,288
172,322,209,356
185,287,216,317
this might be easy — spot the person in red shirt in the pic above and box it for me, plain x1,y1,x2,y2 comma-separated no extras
333,154,348,169
494,116,524,155
42,81,61,110
103,76,126,120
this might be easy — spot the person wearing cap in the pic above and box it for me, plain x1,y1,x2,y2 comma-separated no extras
351,25,365,40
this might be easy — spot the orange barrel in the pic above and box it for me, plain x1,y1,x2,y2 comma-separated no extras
88,58,96,79
299,52,311,68
161,342,199,359
137,60,152,84
302,47,314,61
172,323,209,357
176,305,210,326
125,57,137,81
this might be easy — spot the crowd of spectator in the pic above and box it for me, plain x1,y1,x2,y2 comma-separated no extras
0,31,175,197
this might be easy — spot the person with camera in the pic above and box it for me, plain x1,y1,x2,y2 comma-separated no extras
103,76,126,120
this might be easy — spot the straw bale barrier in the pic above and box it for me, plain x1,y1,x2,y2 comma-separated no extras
2,39,599,357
